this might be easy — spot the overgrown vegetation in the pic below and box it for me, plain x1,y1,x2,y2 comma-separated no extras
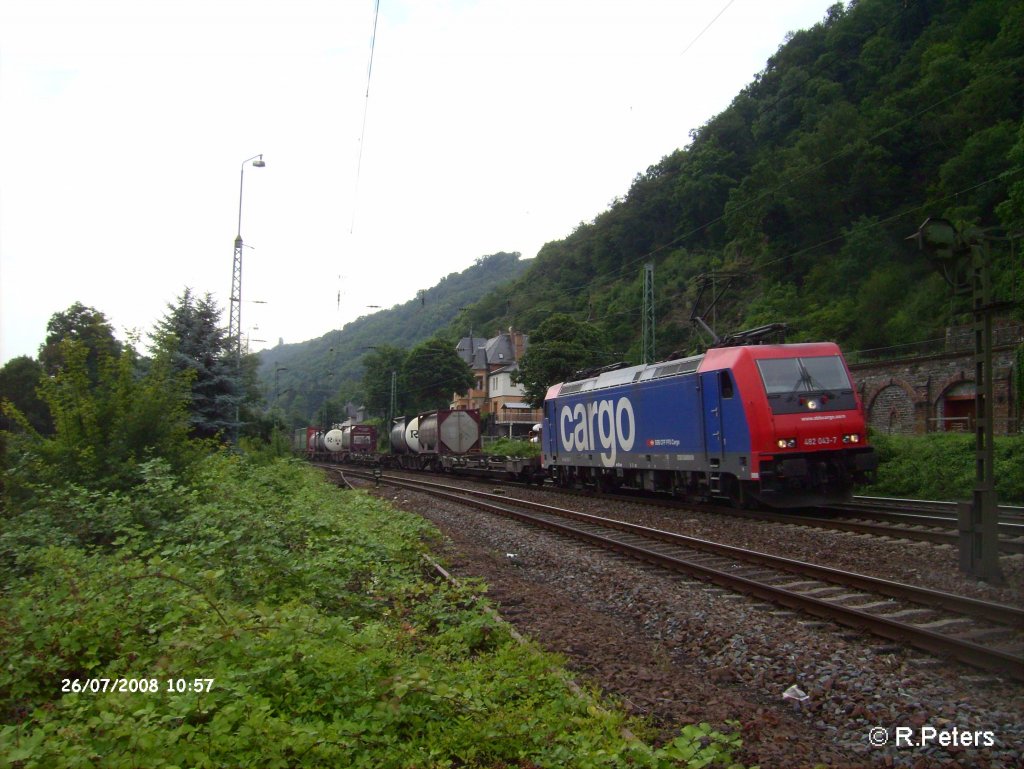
866,432,1024,503
1,328,749,767
1,456,754,768
485,437,541,459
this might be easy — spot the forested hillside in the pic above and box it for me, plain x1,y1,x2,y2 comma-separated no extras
257,252,529,424
460,0,1022,363
259,0,1021,424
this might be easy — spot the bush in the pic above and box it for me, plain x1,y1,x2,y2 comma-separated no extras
486,437,541,458
1,455,749,768
867,432,1024,503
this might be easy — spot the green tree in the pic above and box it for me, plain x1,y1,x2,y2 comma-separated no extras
10,340,195,496
237,351,267,439
401,338,474,414
361,345,408,417
37,302,122,380
996,119,1024,231
0,356,51,434
152,289,239,439
514,314,610,407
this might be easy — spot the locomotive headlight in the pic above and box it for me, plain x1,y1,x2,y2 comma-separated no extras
842,433,860,444
777,438,797,449
806,398,819,410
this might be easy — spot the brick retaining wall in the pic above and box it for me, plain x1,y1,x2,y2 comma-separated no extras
849,325,1020,435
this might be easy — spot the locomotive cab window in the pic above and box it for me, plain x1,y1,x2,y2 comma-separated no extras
719,370,734,398
757,356,851,395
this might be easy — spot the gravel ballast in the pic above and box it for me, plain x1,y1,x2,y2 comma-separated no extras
362,477,1023,769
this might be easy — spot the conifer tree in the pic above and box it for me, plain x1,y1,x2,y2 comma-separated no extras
152,289,239,439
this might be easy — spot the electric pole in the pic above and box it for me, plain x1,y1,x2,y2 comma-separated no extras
642,263,655,364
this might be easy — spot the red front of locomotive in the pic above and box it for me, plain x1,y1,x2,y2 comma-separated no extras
714,343,877,504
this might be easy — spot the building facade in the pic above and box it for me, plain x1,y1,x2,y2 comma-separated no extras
451,328,543,437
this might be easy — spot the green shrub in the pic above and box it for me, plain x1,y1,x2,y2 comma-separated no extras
1,455,750,768
866,432,1024,504
485,437,541,458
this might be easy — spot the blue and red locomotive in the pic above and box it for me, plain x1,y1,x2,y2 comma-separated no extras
540,342,877,506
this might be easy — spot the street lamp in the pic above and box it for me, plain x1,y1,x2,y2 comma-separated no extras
228,154,266,443
228,154,266,365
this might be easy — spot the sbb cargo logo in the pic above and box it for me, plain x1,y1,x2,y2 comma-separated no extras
646,438,681,448
559,397,635,467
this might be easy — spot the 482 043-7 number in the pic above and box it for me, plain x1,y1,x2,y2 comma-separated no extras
803,436,838,446
61,678,214,694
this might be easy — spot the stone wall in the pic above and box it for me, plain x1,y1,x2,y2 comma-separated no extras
849,323,1021,435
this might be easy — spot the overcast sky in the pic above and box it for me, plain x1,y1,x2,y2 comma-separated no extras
0,0,834,365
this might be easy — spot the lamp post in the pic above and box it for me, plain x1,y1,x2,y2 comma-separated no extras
228,154,266,365
228,154,265,442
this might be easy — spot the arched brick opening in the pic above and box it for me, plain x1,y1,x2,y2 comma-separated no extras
865,378,920,435
934,371,975,432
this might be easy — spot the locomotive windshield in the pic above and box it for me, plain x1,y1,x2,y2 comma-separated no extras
756,356,852,395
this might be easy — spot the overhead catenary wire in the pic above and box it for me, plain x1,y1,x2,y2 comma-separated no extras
350,0,382,235
680,0,735,57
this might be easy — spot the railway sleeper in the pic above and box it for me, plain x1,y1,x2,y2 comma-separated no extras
774,581,823,593
952,627,1020,643
913,617,978,631
873,607,935,620
824,592,878,603
794,585,850,597
839,599,897,611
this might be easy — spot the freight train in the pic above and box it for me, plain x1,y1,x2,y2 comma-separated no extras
297,423,378,459
297,341,876,508
540,341,877,506
296,408,544,482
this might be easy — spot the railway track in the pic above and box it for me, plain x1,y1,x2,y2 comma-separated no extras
829,496,1024,538
525,483,1024,554
339,467,1024,681
847,495,1024,523
319,459,1024,552
714,504,1024,554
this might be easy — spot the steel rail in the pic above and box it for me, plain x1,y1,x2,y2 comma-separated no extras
824,504,1024,534
511,479,1024,553
632,497,1024,554
778,512,1024,553
346,469,1024,681
851,495,1024,519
